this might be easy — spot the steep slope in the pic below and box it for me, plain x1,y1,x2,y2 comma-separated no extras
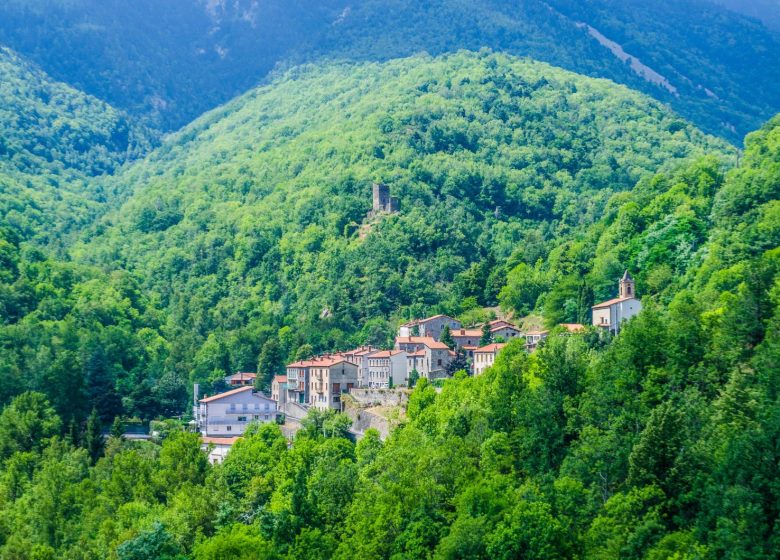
0,47,153,244
0,0,777,141
78,52,732,388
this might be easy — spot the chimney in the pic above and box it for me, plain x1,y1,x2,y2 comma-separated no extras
193,383,200,405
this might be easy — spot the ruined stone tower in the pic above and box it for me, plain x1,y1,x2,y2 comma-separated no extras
371,183,399,214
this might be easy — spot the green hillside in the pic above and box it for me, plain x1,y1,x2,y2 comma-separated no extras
0,107,777,560
0,0,778,140
0,47,153,244
75,52,732,393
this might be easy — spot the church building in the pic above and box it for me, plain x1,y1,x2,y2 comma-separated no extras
592,271,642,333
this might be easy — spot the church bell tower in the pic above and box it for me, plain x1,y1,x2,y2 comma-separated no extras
619,270,635,299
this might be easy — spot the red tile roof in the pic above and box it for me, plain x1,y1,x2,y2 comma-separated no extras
560,323,586,332
368,350,404,358
273,375,287,383
526,330,550,336
201,436,241,445
452,329,482,337
227,372,257,381
199,385,254,403
395,336,449,350
475,343,507,353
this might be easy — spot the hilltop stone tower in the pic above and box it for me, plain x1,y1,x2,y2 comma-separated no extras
371,183,399,214
619,270,636,299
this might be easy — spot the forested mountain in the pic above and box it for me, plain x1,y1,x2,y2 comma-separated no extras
714,0,780,31
0,99,777,560
0,0,777,140
0,47,153,245
69,52,731,401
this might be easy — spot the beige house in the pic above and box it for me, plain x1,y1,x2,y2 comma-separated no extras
592,272,642,333
196,386,277,437
309,357,359,410
398,314,461,340
366,350,408,388
473,343,507,375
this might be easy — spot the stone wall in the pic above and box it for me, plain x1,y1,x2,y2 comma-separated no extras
349,388,410,407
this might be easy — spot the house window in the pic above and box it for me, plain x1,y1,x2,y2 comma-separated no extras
242,403,248,411
226,426,232,432
254,415,260,420
238,416,247,422
438,359,442,366
229,403,236,412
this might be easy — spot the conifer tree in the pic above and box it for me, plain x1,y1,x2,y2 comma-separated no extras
479,323,493,346
440,324,455,349
85,408,104,464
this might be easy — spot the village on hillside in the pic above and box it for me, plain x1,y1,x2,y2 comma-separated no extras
195,270,642,462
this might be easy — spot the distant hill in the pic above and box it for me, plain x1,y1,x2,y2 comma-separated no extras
76,52,732,377
714,0,780,31
0,47,153,244
0,0,777,141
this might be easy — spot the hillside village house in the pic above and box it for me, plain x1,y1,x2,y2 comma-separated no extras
366,350,407,388
196,386,277,437
271,375,287,408
309,357,358,410
201,436,239,464
395,336,452,380
285,360,312,404
337,345,378,387
450,328,483,355
488,319,523,340
399,314,461,340
525,330,549,352
592,271,642,333
473,343,506,375
225,372,256,387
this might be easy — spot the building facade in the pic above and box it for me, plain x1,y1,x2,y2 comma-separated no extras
395,336,452,380
366,350,408,388
309,358,359,410
398,315,462,340
592,271,642,333
196,386,277,437
473,343,506,375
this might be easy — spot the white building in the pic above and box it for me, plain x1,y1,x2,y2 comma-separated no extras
201,436,239,464
366,350,408,388
525,330,549,352
196,386,277,437
473,343,506,375
271,375,287,408
398,314,461,340
488,320,523,340
592,271,642,333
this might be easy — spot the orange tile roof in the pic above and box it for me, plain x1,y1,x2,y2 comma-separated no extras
526,330,550,336
395,336,449,350
560,323,586,333
369,350,404,358
592,296,634,309
199,386,254,403
201,436,241,445
273,375,288,383
452,329,482,337
475,343,507,353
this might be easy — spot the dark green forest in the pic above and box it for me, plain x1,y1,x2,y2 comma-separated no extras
0,0,778,140
0,111,778,557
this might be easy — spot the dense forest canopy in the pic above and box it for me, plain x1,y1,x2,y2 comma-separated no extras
0,2,779,555
0,111,777,558
0,0,777,140
65,51,732,407
0,47,153,246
